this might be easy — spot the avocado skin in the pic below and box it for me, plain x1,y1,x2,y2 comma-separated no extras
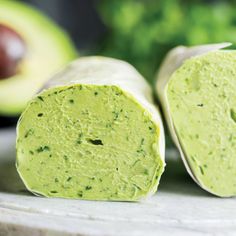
0,0,78,116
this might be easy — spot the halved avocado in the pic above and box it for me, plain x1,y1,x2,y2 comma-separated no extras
0,0,77,116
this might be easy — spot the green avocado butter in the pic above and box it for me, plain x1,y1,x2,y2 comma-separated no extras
16,57,165,201
166,50,236,197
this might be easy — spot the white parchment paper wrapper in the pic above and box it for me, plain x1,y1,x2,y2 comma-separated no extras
156,43,231,195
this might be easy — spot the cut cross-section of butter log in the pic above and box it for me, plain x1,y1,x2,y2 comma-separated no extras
16,57,165,201
156,42,236,197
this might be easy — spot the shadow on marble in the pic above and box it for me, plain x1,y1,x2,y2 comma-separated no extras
0,160,30,196
159,153,212,198
0,127,30,196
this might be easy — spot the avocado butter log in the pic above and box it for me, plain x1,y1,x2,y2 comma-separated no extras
156,43,236,197
16,57,165,201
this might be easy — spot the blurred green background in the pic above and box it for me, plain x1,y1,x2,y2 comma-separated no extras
24,0,236,84
97,0,236,84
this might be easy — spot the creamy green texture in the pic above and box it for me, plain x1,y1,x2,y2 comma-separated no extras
16,57,165,201
167,51,236,197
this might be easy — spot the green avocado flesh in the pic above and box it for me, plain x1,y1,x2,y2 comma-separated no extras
0,0,77,115
167,51,236,197
16,84,163,201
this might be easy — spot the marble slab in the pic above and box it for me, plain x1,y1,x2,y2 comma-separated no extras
0,128,235,236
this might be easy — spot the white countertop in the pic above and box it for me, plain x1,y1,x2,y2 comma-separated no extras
0,128,235,236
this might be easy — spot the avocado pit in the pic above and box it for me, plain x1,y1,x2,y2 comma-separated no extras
0,24,26,80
